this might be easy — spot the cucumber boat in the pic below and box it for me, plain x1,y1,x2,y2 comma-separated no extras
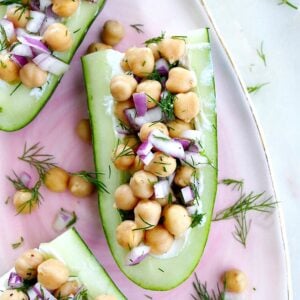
82,29,217,290
0,0,105,131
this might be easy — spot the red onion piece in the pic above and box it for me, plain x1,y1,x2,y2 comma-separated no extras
29,0,40,11
19,171,32,187
167,172,175,185
28,283,57,300
33,53,69,76
53,208,77,232
183,151,207,169
135,106,163,127
154,180,169,198
0,19,15,40
8,272,23,289
181,186,194,203
180,129,202,141
137,140,153,156
18,36,50,54
40,16,56,34
115,122,131,135
133,92,148,117
26,11,46,33
188,143,201,153
155,58,169,76
149,129,185,159
124,108,140,131
40,0,52,11
16,28,43,40
174,138,191,150
10,43,33,57
11,55,28,67
140,151,154,166
126,245,150,266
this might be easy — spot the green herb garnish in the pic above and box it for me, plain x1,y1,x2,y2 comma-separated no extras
11,236,24,249
144,32,165,45
220,178,244,192
278,0,298,9
247,82,269,94
130,23,144,34
191,213,205,228
256,41,267,66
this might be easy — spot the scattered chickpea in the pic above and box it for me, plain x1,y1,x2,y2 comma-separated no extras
0,290,28,300
147,43,160,61
129,156,144,173
0,55,20,83
114,184,138,210
144,152,176,177
110,74,137,101
134,199,161,229
101,20,125,46
54,280,80,298
163,204,191,237
174,92,200,123
144,225,174,255
95,295,117,300
43,23,73,52
52,0,80,18
15,249,44,280
76,119,92,143
19,63,48,88
38,259,69,290
68,174,94,198
222,269,248,293
111,144,135,171
116,220,144,249
13,190,38,214
129,170,157,199
139,122,169,142
114,100,134,126
44,167,70,192
166,67,196,93
136,80,162,109
167,118,193,138
158,38,186,64
122,47,155,77
174,165,195,187
6,5,30,28
87,42,112,54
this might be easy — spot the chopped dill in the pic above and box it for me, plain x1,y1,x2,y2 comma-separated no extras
278,0,298,9
113,139,135,161
247,82,269,94
147,92,176,120
130,23,144,34
132,215,155,231
0,25,9,51
10,82,22,96
73,28,81,34
158,268,165,272
144,32,165,45
191,213,205,228
11,236,24,249
256,41,267,66
233,210,251,247
220,178,244,192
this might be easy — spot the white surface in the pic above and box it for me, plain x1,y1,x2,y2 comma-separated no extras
205,0,300,297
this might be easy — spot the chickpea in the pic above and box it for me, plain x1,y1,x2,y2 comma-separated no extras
68,175,94,197
174,165,194,187
167,118,192,138
101,20,125,46
110,74,137,102
122,47,155,77
0,290,28,300
76,119,92,143
114,184,138,210
123,135,140,151
43,23,72,52
158,38,186,64
19,63,48,88
136,80,162,109
129,170,157,199
166,67,196,94
116,220,144,249
38,259,69,290
134,200,161,229
15,249,44,280
139,122,169,142
174,92,200,123
6,5,30,28
87,42,112,54
145,225,174,255
0,55,20,83
54,280,79,298
111,144,135,171
52,0,80,18
163,204,191,236
144,152,176,177
44,167,70,192
13,190,38,214
129,156,144,173
114,100,134,125
222,269,248,293
147,43,160,61
95,295,117,300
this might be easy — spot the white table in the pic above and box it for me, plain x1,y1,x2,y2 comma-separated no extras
204,0,300,297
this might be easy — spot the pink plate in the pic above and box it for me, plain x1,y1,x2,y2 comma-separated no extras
0,0,290,299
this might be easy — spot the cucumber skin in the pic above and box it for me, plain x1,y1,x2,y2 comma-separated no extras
82,29,217,290
0,0,106,132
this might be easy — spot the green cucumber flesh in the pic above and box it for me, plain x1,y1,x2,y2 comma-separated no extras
0,228,125,300
0,1,105,132
82,28,218,290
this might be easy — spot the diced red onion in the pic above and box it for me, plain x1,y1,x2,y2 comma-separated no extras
124,108,140,131
167,173,175,185
8,272,23,289
181,186,194,203
0,19,15,40
11,55,28,67
180,130,202,141
19,171,32,187
135,106,162,127
140,151,154,166
28,283,57,300
26,11,46,33
18,36,50,54
126,245,150,266
16,28,43,40
187,202,203,216
149,129,185,159
137,140,153,156
174,138,191,150
53,209,77,232
154,180,169,198
188,143,201,153
134,75,142,83
155,58,169,76
115,123,130,135
40,0,52,11
40,16,56,34
133,92,148,117
10,43,33,57
183,151,208,169
29,0,40,11
33,53,69,76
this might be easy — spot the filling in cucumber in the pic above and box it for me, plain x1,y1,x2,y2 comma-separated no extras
82,28,217,290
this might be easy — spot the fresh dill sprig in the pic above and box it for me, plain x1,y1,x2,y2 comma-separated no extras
0,25,9,51
256,41,267,67
147,92,176,120
191,273,225,300
130,23,144,34
72,171,109,194
199,148,217,170
0,0,23,5
146,69,165,83
233,211,251,247
74,288,88,300
220,178,244,192
190,182,201,205
191,213,205,228
132,215,155,231
113,139,135,160
144,32,165,45
11,236,24,249
247,82,269,94
278,0,298,9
